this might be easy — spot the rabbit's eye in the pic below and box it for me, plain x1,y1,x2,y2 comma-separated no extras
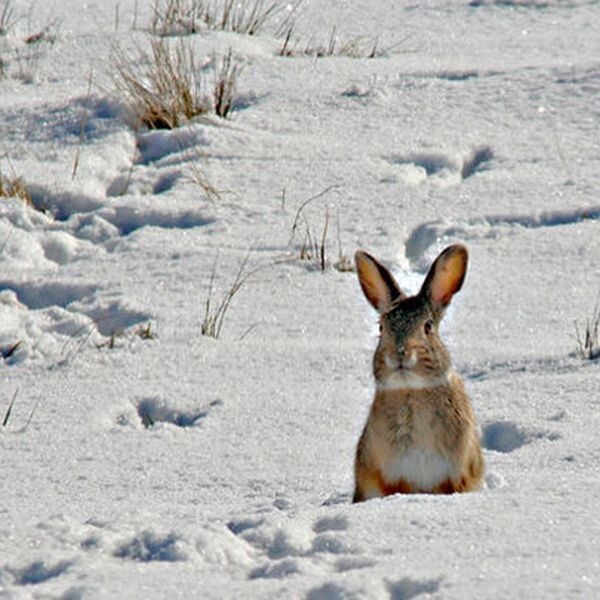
424,320,434,335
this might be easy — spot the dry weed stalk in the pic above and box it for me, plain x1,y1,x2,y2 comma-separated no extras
152,0,292,37
201,252,285,339
575,299,600,360
185,158,222,201
0,1,17,35
279,25,408,59
213,49,243,118
290,185,342,271
2,389,18,427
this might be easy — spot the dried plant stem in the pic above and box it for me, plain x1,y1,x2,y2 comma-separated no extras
2,389,18,427
575,298,600,360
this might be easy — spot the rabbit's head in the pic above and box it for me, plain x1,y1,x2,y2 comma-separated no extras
355,245,468,390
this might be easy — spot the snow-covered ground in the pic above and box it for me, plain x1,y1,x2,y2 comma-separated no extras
1,0,600,597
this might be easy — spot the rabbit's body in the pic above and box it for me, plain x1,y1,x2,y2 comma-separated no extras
353,245,484,502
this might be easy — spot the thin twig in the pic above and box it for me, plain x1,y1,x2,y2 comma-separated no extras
2,389,18,427
290,184,337,241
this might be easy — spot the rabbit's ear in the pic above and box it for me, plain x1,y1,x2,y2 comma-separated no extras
421,244,468,308
355,250,405,313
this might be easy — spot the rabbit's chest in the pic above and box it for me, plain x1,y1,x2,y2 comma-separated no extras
375,401,457,489
381,447,455,490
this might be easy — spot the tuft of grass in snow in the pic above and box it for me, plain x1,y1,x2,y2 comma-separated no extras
113,38,242,127
113,37,209,129
213,49,243,118
202,253,256,339
151,0,295,37
0,1,17,36
575,299,600,360
97,322,157,350
279,25,407,59
297,209,329,271
289,185,354,272
0,165,36,210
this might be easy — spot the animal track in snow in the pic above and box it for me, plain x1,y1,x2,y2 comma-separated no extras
306,582,360,600
0,95,125,146
6,559,73,586
0,281,152,364
135,397,222,429
313,515,349,533
387,576,443,600
482,421,560,453
386,145,493,186
334,556,376,572
113,531,187,562
0,280,96,310
405,204,600,271
249,558,301,579
227,510,373,582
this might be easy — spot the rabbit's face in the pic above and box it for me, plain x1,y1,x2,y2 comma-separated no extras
355,245,468,390
374,297,452,389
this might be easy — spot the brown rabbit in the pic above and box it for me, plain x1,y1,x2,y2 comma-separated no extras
353,244,484,502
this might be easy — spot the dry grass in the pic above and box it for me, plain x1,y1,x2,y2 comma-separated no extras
0,1,17,36
213,49,243,118
575,300,600,360
151,0,294,37
289,185,352,272
202,253,254,339
184,158,223,201
114,38,243,127
0,165,33,208
2,389,18,427
114,37,209,129
279,25,408,59
97,321,157,350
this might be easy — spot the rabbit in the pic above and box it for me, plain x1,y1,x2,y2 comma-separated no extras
353,244,484,502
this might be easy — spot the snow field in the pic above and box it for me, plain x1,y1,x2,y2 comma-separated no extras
1,0,600,597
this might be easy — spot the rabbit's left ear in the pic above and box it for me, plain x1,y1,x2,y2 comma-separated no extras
420,244,468,308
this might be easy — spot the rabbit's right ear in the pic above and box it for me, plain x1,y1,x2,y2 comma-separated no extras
355,250,405,313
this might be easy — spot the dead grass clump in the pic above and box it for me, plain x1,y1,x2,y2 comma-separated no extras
213,49,243,118
0,166,33,208
97,322,157,350
114,37,209,129
279,26,407,59
114,39,243,127
289,185,353,272
575,300,600,360
152,0,293,37
202,253,256,339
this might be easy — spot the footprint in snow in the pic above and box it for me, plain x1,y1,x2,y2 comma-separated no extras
482,420,560,453
6,559,73,586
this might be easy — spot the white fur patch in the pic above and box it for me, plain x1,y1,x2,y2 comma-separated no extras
377,369,453,391
403,350,418,369
382,447,456,490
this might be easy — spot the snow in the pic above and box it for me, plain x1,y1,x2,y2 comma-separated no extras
1,0,600,597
